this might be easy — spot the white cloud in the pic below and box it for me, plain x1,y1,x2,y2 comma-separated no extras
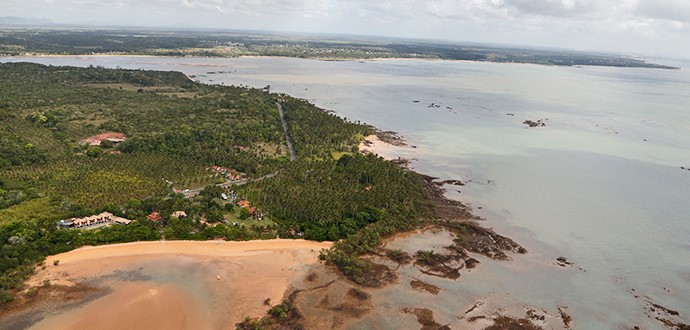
635,0,690,23
0,0,689,57
500,0,600,18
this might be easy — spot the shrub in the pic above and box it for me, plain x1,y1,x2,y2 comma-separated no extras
0,289,13,303
268,301,292,319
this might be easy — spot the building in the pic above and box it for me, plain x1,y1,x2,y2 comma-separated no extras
247,207,257,217
210,166,243,180
57,212,132,229
171,211,187,218
80,132,127,146
147,212,162,222
237,200,251,208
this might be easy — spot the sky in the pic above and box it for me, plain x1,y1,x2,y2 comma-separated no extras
2,0,690,58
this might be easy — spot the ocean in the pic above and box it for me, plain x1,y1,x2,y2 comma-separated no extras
3,55,688,328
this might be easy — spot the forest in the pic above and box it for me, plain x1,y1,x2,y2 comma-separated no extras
0,62,429,302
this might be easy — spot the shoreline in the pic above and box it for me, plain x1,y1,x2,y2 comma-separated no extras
358,133,412,162
1,53,680,70
2,239,331,329
0,59,570,329
236,135,547,329
1,52,684,328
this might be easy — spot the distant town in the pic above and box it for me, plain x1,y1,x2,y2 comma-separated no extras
0,27,679,69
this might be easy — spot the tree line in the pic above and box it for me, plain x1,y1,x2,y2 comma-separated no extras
1,62,407,302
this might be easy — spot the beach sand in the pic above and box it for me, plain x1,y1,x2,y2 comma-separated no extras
20,239,331,330
359,134,409,160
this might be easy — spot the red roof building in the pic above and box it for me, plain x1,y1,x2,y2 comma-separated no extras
210,166,243,180
146,212,162,222
247,207,257,216
80,132,127,146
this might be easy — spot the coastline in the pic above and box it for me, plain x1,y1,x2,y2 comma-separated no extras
2,56,687,329
4,131,536,330
29,239,331,285
358,134,396,160
358,133,412,161
1,239,331,329
1,53,680,70
235,135,549,329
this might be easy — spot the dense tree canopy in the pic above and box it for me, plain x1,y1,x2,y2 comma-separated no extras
0,62,421,301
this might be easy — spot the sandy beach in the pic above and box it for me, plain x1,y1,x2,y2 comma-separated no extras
14,239,330,330
359,134,409,161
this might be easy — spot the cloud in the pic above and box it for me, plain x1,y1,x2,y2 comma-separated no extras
1,0,689,57
172,0,332,18
635,0,690,23
500,0,599,18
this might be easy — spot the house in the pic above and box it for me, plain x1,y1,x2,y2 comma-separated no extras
57,212,131,229
210,165,226,173
57,219,74,229
147,212,162,222
237,200,251,208
247,207,257,216
71,212,108,227
210,166,244,180
110,215,132,225
221,193,228,200
80,132,127,146
171,211,187,218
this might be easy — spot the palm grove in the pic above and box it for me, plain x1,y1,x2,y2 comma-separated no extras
0,62,432,302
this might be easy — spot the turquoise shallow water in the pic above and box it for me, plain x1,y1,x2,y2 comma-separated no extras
3,55,689,327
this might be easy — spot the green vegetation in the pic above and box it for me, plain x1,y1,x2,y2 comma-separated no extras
280,98,364,158
1,62,429,302
268,300,294,319
0,216,160,291
0,198,66,225
246,154,429,241
0,29,678,69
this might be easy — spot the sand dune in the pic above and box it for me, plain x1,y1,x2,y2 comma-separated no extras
26,239,331,330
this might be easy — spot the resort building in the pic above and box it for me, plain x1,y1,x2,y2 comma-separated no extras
57,212,132,229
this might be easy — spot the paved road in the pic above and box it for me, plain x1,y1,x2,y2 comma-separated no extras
276,102,297,161
178,172,277,198
176,102,292,198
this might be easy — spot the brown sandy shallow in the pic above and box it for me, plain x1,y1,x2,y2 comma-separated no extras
32,282,209,330
5,239,331,330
